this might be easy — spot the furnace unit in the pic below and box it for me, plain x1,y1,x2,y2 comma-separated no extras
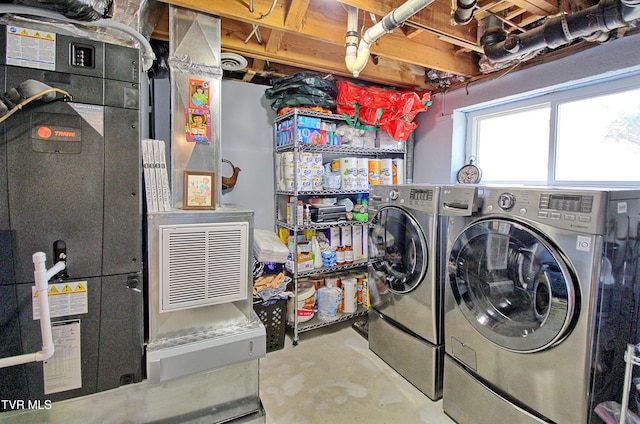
0,23,143,403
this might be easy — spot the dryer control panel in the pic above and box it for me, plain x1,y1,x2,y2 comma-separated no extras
369,185,439,213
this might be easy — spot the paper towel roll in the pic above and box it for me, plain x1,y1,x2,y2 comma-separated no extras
340,157,358,190
393,158,405,184
342,277,358,313
368,159,381,185
282,151,294,166
317,287,342,322
380,158,393,185
300,152,313,165
357,158,369,190
311,177,323,191
282,164,295,179
275,153,282,182
312,153,323,166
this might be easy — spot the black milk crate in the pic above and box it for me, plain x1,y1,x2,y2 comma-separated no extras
253,297,286,352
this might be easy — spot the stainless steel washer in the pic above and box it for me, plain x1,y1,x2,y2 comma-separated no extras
441,185,640,424
368,184,443,400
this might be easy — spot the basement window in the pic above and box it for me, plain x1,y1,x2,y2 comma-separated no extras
466,74,640,186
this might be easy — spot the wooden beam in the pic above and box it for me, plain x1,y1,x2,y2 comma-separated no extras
402,26,423,39
265,29,284,53
221,20,433,89
242,58,266,82
285,0,310,31
160,0,478,77
508,0,558,15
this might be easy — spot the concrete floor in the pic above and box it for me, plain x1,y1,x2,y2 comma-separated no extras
260,321,455,424
0,320,455,424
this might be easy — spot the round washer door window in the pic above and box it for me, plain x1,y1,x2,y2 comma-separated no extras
449,218,577,352
370,206,428,294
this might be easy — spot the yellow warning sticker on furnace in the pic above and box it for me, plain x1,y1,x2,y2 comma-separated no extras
6,26,56,71
32,281,88,320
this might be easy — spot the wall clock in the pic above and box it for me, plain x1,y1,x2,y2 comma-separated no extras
456,159,482,184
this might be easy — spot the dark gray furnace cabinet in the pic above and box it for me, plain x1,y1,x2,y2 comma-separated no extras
0,23,144,405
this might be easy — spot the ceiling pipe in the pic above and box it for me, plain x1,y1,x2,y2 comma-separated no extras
483,0,640,62
345,0,436,78
453,0,477,25
480,14,507,47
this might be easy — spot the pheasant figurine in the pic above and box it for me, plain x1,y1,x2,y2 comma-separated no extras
221,158,241,190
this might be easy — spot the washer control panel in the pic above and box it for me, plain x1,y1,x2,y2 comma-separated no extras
539,193,594,213
481,186,607,234
498,192,515,210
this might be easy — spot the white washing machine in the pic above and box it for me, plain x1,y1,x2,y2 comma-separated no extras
368,184,444,400
441,185,640,424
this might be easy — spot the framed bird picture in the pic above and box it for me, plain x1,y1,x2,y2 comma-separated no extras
183,170,216,210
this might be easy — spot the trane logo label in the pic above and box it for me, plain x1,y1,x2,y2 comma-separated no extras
33,125,81,142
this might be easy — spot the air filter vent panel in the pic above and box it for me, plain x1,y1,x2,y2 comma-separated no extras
159,222,249,312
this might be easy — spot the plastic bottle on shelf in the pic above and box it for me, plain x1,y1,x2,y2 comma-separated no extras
311,236,323,269
336,246,345,265
304,228,316,241
297,200,304,224
304,204,311,224
344,245,354,264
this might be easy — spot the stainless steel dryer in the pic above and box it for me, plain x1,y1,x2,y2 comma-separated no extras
441,185,640,424
368,184,443,400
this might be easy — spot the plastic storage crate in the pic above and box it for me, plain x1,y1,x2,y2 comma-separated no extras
253,298,286,352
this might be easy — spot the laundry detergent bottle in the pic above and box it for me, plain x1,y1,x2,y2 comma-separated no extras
311,236,323,269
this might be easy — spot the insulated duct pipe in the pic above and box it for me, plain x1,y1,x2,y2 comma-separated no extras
483,0,640,62
453,0,478,25
345,0,436,77
0,253,65,368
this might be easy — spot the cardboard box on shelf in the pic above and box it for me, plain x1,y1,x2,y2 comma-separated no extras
377,131,404,150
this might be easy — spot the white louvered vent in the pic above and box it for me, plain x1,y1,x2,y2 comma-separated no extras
159,222,249,312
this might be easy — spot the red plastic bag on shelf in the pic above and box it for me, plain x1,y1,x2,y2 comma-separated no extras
336,81,432,141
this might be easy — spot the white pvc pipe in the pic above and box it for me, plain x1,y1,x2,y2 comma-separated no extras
345,0,436,77
0,252,65,369
344,6,369,78
0,5,155,70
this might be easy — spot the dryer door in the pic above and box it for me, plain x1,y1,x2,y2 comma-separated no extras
370,206,428,294
448,218,577,352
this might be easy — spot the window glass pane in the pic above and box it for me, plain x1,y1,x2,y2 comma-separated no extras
556,88,640,182
476,106,550,182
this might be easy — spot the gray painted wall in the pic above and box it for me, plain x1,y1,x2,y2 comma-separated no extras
412,31,640,184
220,80,276,231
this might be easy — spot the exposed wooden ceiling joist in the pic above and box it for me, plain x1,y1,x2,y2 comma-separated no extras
150,0,631,91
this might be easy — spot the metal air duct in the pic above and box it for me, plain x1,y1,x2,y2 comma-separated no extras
482,0,640,62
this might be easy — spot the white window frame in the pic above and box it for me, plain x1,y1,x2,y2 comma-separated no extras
463,73,640,187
